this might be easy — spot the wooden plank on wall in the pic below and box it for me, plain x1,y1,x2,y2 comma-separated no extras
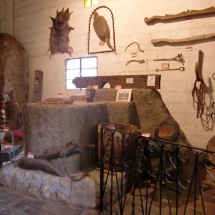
6,0,13,35
32,70,43,102
73,75,161,89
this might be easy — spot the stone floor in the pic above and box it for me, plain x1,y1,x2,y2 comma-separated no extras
0,186,99,215
1,175,215,215
0,145,214,215
102,190,215,215
1,184,215,215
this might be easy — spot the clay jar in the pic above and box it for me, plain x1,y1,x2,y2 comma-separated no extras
98,123,140,171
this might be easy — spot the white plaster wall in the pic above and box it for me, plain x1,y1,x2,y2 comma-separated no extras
0,0,6,32
0,0,215,149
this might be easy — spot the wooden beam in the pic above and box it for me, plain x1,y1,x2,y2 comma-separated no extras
32,70,43,103
73,75,161,89
151,33,215,46
145,7,215,25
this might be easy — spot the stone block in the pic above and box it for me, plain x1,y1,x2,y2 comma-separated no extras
93,89,117,102
132,89,174,132
6,88,191,209
26,102,108,174
106,101,140,127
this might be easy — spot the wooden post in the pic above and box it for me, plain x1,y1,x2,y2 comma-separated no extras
32,70,43,103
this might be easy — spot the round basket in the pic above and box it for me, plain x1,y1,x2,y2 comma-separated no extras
98,123,140,171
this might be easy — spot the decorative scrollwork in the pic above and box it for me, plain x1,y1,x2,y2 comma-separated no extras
99,126,215,214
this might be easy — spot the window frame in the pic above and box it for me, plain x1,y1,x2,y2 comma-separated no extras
65,56,98,90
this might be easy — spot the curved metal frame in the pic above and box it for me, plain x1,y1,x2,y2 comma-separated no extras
99,126,215,215
88,6,116,55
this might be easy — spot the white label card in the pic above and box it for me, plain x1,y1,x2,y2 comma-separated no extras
147,75,156,87
126,78,133,84
115,85,122,89
116,89,132,102
27,152,34,158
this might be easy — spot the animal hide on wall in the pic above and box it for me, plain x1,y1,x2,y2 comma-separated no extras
88,6,116,54
49,8,74,56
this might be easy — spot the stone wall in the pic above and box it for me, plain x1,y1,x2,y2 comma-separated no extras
26,89,189,175
0,88,191,208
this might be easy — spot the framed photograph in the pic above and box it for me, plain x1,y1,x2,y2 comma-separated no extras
116,89,132,102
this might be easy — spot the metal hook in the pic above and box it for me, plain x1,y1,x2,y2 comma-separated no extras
124,42,144,53
154,53,185,65
156,67,185,72
212,73,215,80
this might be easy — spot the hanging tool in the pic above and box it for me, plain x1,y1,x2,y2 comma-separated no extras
212,73,215,80
211,102,215,119
156,67,185,72
88,6,116,54
126,59,145,66
192,50,206,118
154,53,185,65
124,42,144,53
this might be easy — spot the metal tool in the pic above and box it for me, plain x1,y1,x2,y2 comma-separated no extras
211,102,215,119
126,59,145,66
124,42,144,53
154,53,185,65
192,50,205,119
156,67,185,72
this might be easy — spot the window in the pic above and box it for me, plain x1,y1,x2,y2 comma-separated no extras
65,56,97,89
84,0,98,7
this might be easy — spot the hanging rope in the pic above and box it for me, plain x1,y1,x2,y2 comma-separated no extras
192,50,206,118
192,79,206,118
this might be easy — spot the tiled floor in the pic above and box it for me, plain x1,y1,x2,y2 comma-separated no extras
0,186,98,215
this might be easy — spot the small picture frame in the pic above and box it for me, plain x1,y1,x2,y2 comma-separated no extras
116,89,132,102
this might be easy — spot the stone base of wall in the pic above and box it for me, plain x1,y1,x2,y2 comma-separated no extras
0,163,126,208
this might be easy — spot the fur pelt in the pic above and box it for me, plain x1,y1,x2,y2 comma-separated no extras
49,8,74,56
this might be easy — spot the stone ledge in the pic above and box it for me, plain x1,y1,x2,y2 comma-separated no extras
0,163,126,209
0,163,99,208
